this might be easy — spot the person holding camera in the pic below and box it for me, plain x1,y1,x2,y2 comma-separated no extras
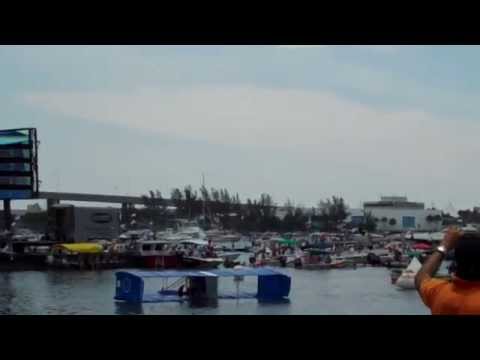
415,226,480,314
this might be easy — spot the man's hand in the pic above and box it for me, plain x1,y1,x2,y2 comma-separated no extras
441,226,464,252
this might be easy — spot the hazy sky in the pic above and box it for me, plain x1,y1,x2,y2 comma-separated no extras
2,45,479,211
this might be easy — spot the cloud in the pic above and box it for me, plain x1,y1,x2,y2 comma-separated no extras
278,45,328,49
21,85,480,208
361,45,399,52
278,45,399,52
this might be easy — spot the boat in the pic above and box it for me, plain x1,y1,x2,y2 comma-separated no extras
177,224,207,241
390,268,403,284
296,249,353,270
214,240,252,252
384,260,410,269
337,251,368,265
0,240,54,270
46,243,110,270
329,257,356,269
395,257,422,290
181,256,224,269
178,239,224,269
129,240,181,269
216,252,242,262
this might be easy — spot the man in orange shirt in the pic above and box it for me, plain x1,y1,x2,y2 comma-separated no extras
415,227,480,315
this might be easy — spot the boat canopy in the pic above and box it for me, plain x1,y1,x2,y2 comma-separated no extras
114,267,291,304
179,239,209,246
118,267,283,279
54,243,103,254
138,240,171,245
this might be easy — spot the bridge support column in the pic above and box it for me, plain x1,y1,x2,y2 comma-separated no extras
3,199,12,231
47,198,60,211
121,203,129,225
46,199,60,241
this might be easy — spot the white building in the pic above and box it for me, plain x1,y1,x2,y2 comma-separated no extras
362,196,442,232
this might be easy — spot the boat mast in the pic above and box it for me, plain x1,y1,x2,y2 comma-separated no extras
202,173,206,221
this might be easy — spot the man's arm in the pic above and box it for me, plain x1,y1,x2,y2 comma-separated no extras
414,251,444,291
414,227,462,291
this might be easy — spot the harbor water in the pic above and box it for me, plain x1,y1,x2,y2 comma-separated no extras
0,265,429,315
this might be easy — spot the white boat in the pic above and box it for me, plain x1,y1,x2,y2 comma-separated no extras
206,230,242,243
217,252,242,262
395,257,422,290
178,225,207,240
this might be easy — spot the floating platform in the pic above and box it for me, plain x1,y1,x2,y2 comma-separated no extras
114,267,291,304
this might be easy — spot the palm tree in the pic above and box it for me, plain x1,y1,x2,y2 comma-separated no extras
142,190,165,237
389,218,397,227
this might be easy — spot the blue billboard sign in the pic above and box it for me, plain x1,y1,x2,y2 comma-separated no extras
0,128,38,200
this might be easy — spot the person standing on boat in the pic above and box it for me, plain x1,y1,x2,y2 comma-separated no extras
415,227,480,315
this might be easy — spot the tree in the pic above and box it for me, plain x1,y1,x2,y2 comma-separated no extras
318,196,349,231
142,190,167,235
388,218,397,227
19,211,48,233
362,211,377,232
183,185,198,219
198,185,211,227
171,188,184,217
441,212,458,226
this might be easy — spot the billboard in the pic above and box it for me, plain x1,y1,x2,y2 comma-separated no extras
0,128,39,200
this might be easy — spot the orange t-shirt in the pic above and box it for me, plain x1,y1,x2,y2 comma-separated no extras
420,277,480,315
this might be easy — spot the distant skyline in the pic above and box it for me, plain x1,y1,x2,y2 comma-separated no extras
1,45,480,211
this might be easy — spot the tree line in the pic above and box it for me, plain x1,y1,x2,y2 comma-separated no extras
138,186,350,233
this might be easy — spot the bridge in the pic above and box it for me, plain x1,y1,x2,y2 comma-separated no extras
2,192,171,231
2,191,282,231
38,191,149,206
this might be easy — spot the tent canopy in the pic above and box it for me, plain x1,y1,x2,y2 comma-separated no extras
413,243,432,250
278,238,297,246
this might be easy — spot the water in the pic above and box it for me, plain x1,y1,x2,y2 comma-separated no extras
0,266,429,315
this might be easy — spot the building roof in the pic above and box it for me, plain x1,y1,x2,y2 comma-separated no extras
364,198,424,209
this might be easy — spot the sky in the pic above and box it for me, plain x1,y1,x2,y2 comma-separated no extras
1,45,480,211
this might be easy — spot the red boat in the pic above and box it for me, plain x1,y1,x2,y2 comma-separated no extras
130,240,181,269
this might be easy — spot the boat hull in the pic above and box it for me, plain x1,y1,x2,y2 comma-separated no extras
395,276,416,289
133,255,181,269
182,257,223,269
